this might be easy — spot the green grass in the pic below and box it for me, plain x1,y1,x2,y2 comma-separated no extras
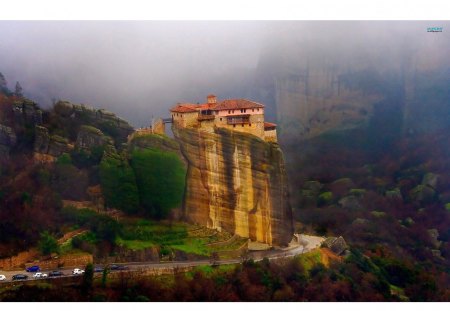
117,218,247,257
116,237,155,250
296,249,323,273
171,238,210,256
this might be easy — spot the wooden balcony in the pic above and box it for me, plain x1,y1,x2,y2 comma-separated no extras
226,115,250,125
198,115,215,121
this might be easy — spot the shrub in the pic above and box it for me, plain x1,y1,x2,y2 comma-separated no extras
38,231,59,255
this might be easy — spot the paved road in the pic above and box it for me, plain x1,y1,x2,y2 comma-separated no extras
0,235,325,284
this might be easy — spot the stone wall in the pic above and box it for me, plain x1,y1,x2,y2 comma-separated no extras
172,111,198,128
0,248,92,271
0,249,39,270
264,129,278,143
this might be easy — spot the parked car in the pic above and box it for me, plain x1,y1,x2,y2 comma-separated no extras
33,272,48,278
0,275,6,281
25,265,40,272
94,266,104,273
110,264,128,271
48,271,64,277
12,274,28,281
72,268,85,275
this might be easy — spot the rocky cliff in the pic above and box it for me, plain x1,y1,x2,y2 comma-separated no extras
172,126,293,246
252,22,450,142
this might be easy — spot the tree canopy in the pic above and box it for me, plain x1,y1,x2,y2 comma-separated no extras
131,148,186,219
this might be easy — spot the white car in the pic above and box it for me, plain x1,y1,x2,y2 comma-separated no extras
72,268,85,275
33,272,48,278
0,275,6,281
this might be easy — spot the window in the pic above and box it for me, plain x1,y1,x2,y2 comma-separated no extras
233,124,236,128
228,110,231,114
242,124,244,127
244,109,246,113
220,118,222,121
257,108,259,112
252,109,254,112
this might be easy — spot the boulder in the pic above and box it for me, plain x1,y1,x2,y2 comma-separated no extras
422,172,439,189
409,185,436,203
75,125,113,151
322,236,348,255
54,101,74,117
48,135,72,157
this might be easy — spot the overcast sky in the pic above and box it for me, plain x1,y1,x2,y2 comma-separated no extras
0,21,268,126
0,21,449,127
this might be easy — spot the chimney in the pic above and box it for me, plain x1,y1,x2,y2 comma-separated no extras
207,94,217,104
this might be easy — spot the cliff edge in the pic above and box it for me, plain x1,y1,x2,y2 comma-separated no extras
173,125,293,246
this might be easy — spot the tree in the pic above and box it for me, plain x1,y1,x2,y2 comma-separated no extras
38,231,59,256
100,151,140,214
14,81,23,97
82,263,94,295
0,72,10,95
131,148,186,218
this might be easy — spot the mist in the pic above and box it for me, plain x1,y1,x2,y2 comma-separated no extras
0,21,449,129
0,21,266,127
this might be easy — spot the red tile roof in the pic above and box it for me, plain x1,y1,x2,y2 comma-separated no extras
207,94,216,98
264,122,277,129
212,99,264,111
170,97,265,113
170,104,198,113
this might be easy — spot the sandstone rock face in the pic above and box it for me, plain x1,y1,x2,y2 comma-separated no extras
172,126,293,246
34,126,72,157
253,22,450,141
75,125,113,150
53,101,134,145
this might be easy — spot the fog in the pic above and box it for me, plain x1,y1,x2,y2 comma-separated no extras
0,21,449,127
0,21,266,127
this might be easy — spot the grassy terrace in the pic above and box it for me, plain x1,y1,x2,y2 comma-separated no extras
60,206,247,259
116,218,247,257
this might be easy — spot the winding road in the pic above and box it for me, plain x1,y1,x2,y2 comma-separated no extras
0,235,324,284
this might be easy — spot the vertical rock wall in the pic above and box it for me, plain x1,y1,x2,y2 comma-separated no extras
173,126,293,246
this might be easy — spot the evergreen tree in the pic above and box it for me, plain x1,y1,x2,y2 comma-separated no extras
131,148,186,218
100,150,140,214
0,72,9,94
14,81,23,97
